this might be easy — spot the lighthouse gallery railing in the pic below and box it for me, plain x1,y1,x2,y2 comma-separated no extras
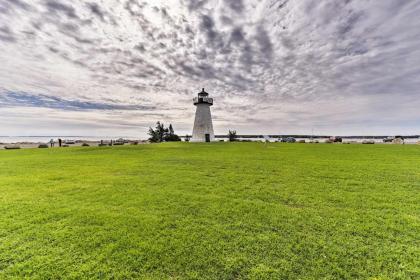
193,97,213,104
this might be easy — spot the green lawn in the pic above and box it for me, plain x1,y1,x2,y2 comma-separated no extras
0,143,419,279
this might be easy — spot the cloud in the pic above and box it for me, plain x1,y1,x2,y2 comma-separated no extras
44,0,79,19
0,91,155,111
0,0,419,136
0,26,16,42
86,2,107,22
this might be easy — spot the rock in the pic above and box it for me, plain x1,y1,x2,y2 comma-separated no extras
4,145,20,149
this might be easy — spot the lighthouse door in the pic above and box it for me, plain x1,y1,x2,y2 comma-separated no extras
205,134,210,142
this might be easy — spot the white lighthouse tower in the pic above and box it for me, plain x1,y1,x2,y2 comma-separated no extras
192,88,215,142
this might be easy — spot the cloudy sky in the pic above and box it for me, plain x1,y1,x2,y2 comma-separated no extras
1,0,419,137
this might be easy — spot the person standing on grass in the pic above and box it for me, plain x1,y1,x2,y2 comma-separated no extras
50,139,54,148
58,138,62,147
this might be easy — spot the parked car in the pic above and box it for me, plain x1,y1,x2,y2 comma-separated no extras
116,138,129,143
383,136,395,143
329,136,342,143
281,137,296,143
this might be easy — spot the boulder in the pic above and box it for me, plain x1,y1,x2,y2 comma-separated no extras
4,145,20,149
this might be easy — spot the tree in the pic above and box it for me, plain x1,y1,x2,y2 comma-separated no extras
148,121,167,143
228,130,237,142
168,124,174,136
148,122,181,142
164,123,181,142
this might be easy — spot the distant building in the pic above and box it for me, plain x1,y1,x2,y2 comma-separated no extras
191,88,215,142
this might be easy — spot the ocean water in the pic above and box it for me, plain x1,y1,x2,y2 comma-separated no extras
221,137,420,144
0,136,418,144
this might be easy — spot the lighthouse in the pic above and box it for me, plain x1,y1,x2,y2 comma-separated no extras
192,88,215,142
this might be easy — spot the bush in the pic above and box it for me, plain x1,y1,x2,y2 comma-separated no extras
62,144,69,147
38,144,49,148
82,143,90,147
98,143,107,147
113,142,124,145
228,130,237,142
131,141,139,145
164,134,181,142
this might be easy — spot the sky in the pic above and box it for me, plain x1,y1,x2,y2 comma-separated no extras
0,0,419,137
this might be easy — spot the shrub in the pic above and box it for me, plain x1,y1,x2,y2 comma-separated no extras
228,130,237,142
131,141,139,145
38,144,49,148
164,134,181,142
62,144,69,147
98,143,107,147
82,143,90,147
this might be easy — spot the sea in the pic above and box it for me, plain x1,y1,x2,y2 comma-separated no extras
231,137,420,144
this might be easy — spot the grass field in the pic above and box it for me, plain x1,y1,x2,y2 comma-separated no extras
0,143,419,279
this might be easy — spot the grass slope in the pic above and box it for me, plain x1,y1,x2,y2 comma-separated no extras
0,143,419,279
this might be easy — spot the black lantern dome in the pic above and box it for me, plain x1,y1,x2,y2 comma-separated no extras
193,88,213,106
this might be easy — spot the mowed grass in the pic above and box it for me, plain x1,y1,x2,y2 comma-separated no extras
0,143,419,279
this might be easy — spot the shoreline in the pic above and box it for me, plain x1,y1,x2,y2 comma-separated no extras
1,140,147,149
1,139,419,150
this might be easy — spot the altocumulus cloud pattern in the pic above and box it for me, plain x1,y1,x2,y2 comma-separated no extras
0,0,419,136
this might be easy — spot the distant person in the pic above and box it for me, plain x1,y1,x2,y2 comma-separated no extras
58,138,62,147
49,139,54,148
